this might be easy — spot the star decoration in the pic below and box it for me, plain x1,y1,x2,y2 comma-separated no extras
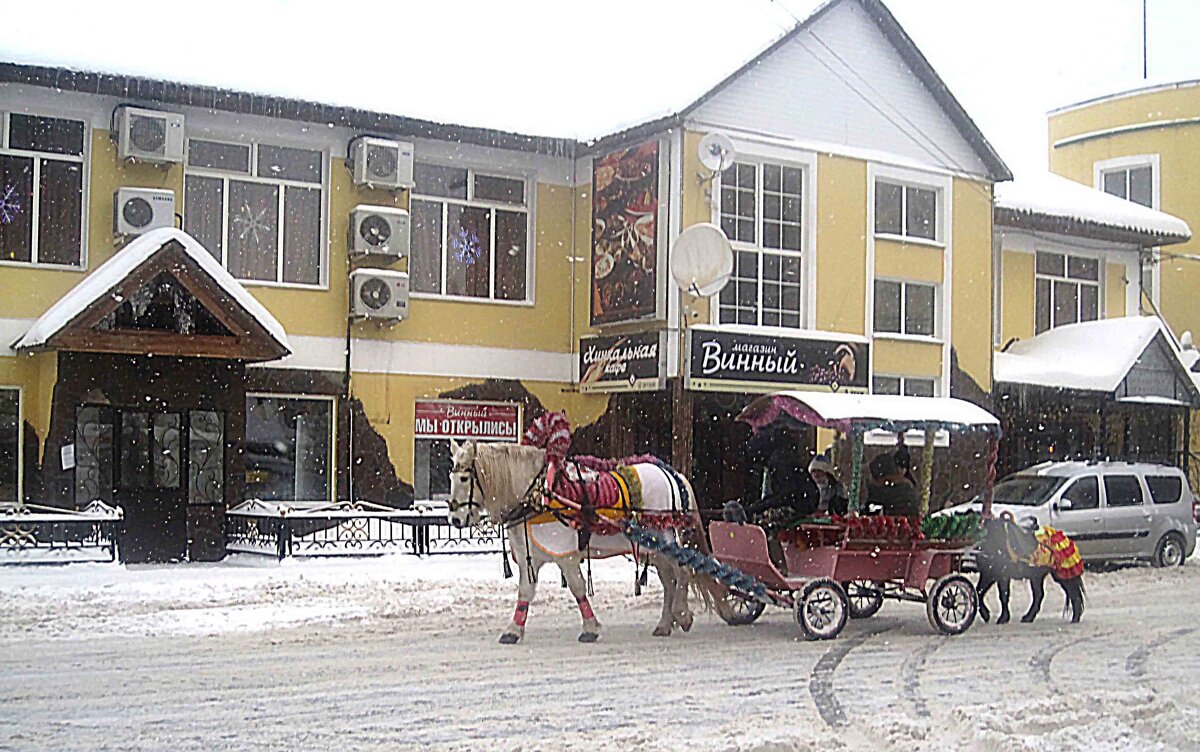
231,201,273,245
0,184,21,225
451,227,482,266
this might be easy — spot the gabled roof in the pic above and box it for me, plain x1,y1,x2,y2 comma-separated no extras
995,172,1192,246
995,317,1199,405
14,228,290,361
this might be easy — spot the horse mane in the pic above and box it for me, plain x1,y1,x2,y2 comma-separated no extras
473,442,548,516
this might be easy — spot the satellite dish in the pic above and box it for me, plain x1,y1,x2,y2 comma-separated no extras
698,132,736,173
670,223,734,298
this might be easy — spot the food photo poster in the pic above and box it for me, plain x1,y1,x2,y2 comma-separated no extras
590,140,661,326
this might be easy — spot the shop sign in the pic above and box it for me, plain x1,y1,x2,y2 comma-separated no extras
685,327,869,394
578,331,666,393
590,139,664,326
413,400,521,440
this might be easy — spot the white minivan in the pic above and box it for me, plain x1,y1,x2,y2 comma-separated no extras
962,461,1197,567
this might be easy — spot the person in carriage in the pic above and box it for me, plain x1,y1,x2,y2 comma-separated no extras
866,452,919,518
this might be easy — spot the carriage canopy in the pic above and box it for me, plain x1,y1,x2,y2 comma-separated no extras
737,391,1000,435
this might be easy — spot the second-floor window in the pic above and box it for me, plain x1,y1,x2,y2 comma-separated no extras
0,113,86,266
717,161,804,328
874,279,936,336
1035,251,1099,334
873,375,936,397
409,163,530,302
184,139,324,286
1100,164,1153,208
875,180,938,241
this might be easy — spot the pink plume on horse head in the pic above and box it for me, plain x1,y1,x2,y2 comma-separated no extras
523,410,572,462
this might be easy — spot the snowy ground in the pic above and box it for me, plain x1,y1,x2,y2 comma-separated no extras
1,553,1198,752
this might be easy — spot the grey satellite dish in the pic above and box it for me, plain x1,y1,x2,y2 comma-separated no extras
670,223,734,298
698,132,736,173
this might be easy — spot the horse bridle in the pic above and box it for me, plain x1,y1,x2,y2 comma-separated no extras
450,453,550,528
450,458,485,521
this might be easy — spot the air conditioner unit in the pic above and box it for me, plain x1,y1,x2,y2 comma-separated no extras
350,269,409,321
349,205,410,259
113,187,175,236
349,136,414,190
114,106,185,163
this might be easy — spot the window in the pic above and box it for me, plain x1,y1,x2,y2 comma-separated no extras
0,113,86,266
875,180,938,241
184,139,324,285
410,163,530,301
1100,164,1153,208
717,161,805,328
244,395,333,502
1104,475,1144,508
1145,476,1183,505
1061,476,1099,510
1035,252,1099,334
872,375,936,397
0,388,17,503
874,280,936,336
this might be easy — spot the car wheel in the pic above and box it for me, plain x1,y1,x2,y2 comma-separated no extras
1153,532,1185,568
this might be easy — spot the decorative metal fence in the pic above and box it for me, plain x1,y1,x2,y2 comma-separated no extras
0,501,124,564
225,500,505,560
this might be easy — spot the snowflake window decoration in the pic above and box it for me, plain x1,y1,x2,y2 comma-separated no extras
450,227,483,266
231,201,273,246
0,184,21,225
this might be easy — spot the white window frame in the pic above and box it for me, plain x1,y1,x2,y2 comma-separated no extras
872,374,938,397
409,162,535,306
873,178,944,246
183,137,329,289
709,147,816,331
244,392,336,502
0,385,21,505
872,277,941,340
1094,154,1161,309
1034,250,1103,334
0,110,89,270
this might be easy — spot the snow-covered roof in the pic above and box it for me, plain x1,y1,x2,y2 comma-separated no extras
994,316,1178,393
739,391,999,434
14,228,290,354
995,172,1192,244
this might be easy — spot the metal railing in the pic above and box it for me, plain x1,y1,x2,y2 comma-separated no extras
225,500,505,560
0,501,124,564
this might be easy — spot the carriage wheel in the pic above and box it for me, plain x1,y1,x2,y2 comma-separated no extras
844,580,884,620
926,574,978,635
795,579,848,641
718,590,766,626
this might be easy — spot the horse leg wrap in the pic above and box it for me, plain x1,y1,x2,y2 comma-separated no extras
576,596,595,621
513,600,530,627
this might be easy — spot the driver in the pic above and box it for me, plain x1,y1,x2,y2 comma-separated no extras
866,453,919,518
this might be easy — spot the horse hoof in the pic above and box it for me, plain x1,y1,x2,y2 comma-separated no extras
979,608,991,623
652,626,672,637
1021,614,1036,624
997,615,1010,625
579,632,600,643
498,633,521,644
677,613,694,633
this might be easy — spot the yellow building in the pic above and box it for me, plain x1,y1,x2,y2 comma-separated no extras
0,0,1012,560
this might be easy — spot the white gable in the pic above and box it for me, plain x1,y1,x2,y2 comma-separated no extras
689,0,990,177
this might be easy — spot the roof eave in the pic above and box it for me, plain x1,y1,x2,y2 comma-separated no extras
994,207,1192,247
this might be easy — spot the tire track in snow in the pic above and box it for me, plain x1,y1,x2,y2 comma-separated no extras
899,638,943,718
809,621,897,728
1126,627,1196,679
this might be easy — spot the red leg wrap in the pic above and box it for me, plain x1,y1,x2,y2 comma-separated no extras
513,600,530,627
577,596,595,621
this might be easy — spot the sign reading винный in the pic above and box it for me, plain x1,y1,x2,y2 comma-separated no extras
685,326,870,394
413,400,521,440
578,331,666,393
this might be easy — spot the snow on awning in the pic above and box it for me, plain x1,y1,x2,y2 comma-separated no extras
995,317,1198,405
14,228,290,355
738,391,999,434
995,172,1192,245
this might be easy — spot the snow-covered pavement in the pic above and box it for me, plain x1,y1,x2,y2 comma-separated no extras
1,554,1198,751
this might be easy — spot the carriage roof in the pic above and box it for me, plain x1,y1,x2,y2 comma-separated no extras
737,391,1000,435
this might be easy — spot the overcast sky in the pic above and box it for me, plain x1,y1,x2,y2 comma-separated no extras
0,0,1196,178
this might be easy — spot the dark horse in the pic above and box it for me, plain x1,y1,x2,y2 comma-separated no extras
975,517,1085,624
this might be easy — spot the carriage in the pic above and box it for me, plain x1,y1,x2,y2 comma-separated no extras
707,391,1001,640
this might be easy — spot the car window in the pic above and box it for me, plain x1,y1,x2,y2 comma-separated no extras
1104,475,1144,507
991,475,1065,506
1061,476,1099,510
1145,475,1183,505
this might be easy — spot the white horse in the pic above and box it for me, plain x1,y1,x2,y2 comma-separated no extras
448,440,726,644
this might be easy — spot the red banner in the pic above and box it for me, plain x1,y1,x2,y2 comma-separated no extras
414,400,520,440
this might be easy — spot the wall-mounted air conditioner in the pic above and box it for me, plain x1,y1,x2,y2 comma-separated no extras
350,269,409,321
113,187,175,236
349,136,414,190
349,205,410,259
114,106,185,164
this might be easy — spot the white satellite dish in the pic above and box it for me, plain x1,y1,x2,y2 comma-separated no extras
670,223,734,298
698,132,736,173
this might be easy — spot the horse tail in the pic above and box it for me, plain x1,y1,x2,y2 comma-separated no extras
676,475,729,616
